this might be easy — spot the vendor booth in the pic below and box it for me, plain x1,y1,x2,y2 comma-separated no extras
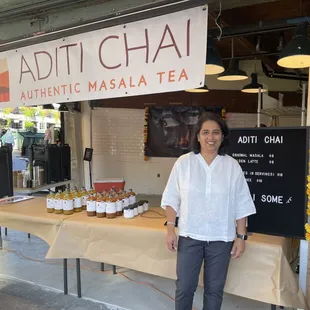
0,0,309,309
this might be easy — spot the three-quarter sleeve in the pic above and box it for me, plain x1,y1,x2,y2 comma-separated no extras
235,168,256,220
161,162,181,214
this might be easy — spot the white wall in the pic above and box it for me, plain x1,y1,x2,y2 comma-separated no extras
91,108,176,194
90,108,301,195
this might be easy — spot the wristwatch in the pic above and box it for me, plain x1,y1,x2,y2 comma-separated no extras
236,233,248,240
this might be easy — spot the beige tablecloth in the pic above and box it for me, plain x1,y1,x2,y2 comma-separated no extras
0,199,307,308
0,197,71,245
46,208,308,309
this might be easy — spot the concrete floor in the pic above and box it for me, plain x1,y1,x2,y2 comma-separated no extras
0,194,295,310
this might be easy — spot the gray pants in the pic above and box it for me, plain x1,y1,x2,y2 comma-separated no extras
175,236,233,310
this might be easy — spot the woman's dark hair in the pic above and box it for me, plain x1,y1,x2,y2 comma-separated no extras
191,112,229,156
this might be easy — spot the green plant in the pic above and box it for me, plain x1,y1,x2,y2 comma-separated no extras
19,107,36,118
24,120,35,131
38,109,48,119
6,118,12,127
2,108,13,115
51,111,60,123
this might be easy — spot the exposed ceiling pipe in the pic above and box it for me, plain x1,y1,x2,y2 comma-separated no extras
208,17,309,38
0,0,204,52
222,51,279,60
0,0,199,22
261,61,308,81
0,0,90,21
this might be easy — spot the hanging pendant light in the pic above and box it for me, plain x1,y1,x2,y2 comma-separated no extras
218,59,248,81
277,23,310,69
185,85,209,93
42,104,54,110
58,104,69,112
242,73,267,93
205,36,224,75
217,39,248,81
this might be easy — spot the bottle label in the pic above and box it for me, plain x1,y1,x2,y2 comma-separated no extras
123,198,129,207
116,200,123,212
63,200,73,211
54,200,63,210
106,202,116,214
47,198,54,209
96,201,106,213
129,196,136,204
87,201,96,212
82,196,88,206
74,197,82,209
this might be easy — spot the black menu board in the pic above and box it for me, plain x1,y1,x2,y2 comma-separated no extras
228,127,309,239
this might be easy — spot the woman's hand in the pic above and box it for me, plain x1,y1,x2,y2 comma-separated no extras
231,238,245,259
166,231,178,252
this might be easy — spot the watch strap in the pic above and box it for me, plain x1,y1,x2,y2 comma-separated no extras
236,233,248,240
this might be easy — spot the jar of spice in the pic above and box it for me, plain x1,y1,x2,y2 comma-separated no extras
137,201,144,214
124,206,134,219
133,203,139,217
106,195,117,219
86,195,96,217
141,200,149,212
96,194,106,218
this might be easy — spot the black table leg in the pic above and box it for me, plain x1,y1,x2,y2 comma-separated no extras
5,228,7,236
101,263,104,271
28,233,30,239
63,259,68,295
0,227,2,249
271,305,276,310
113,265,117,275
76,259,81,298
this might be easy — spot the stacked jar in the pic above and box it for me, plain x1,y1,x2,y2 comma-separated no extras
123,199,149,219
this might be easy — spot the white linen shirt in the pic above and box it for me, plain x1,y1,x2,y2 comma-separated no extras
161,152,256,242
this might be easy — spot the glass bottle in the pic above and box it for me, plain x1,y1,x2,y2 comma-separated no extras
63,189,74,215
128,189,136,205
54,190,63,214
74,188,83,212
87,194,96,217
81,187,88,210
96,193,106,218
46,192,55,213
106,194,117,219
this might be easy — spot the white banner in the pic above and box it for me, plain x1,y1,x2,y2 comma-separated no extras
0,6,208,108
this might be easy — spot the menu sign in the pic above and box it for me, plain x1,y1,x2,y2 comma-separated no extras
228,127,309,239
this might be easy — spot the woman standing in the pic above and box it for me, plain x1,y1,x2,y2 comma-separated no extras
161,112,256,310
